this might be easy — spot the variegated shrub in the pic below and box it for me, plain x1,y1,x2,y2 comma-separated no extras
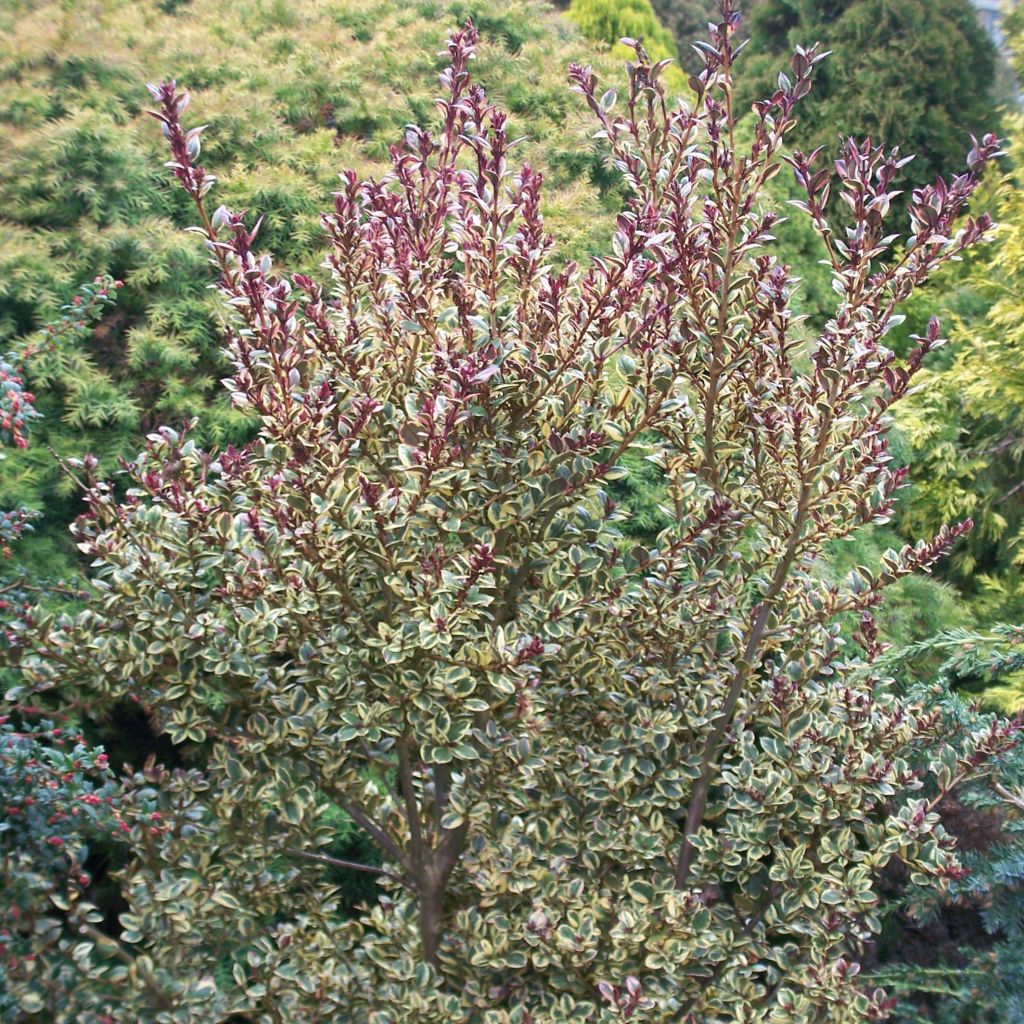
3,5,1015,1022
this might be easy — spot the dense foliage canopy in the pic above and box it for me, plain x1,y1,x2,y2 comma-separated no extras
894,6,1024,636
0,0,623,575
737,0,1001,214
567,0,680,70
2,7,1018,1020
2,1,1024,1021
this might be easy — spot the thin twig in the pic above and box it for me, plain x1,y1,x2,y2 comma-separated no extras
283,846,409,887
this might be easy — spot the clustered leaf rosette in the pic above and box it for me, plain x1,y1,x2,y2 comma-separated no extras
0,507,39,561
1,3,1014,1021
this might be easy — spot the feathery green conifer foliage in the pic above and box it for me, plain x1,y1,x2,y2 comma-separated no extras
898,133,1024,624
0,0,622,570
2,10,1015,1020
865,631,1024,1023
567,0,681,81
893,5,1024,630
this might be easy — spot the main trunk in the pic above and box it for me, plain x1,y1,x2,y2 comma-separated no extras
418,870,444,968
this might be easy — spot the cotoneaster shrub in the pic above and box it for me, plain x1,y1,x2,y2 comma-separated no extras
2,5,1014,1021
0,719,117,1020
